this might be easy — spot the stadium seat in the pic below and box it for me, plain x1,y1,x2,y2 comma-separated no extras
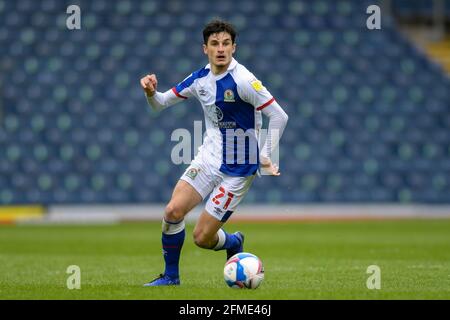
0,0,449,204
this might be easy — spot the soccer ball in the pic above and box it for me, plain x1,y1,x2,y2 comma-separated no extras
223,252,264,289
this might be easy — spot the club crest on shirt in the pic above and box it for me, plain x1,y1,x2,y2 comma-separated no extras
185,168,199,180
224,89,235,102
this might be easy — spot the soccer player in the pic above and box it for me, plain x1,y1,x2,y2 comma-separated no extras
140,19,288,286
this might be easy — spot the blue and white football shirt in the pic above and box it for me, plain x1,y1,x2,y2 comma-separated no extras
171,58,275,177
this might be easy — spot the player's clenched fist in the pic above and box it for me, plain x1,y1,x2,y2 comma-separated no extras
140,74,158,97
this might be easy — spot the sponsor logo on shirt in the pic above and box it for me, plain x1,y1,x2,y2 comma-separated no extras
250,79,264,92
205,105,236,129
218,122,236,129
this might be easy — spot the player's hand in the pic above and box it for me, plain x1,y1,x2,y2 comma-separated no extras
260,157,281,176
140,74,158,97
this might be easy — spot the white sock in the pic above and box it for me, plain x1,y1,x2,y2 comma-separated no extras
162,218,185,235
213,228,226,250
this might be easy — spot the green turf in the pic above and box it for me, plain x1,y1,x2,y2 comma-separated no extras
1,220,449,299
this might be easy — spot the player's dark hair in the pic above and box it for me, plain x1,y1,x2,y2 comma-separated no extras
203,19,237,44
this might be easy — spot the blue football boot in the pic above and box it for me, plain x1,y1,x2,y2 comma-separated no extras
143,274,180,287
226,231,245,260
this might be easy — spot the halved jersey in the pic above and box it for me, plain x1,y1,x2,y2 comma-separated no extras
172,58,275,177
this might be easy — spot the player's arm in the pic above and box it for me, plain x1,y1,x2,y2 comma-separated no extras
237,73,288,176
259,101,288,176
140,74,191,112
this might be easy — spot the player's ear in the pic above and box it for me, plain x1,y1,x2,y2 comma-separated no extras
232,43,236,54
203,44,208,55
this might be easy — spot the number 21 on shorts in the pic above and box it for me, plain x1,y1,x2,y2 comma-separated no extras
212,186,234,210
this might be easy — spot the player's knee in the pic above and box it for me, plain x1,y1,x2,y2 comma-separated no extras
164,203,185,222
193,230,212,249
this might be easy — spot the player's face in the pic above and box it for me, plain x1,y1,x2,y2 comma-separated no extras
203,32,236,70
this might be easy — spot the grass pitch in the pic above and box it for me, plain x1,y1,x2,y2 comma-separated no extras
1,219,449,300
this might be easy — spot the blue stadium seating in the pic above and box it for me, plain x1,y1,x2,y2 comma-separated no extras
392,0,450,18
0,0,449,205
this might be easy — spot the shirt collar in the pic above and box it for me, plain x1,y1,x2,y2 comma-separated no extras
205,57,238,71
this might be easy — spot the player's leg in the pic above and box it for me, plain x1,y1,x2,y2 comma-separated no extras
192,174,255,259
192,210,223,249
162,179,203,277
144,179,203,286
145,156,215,286
193,210,244,260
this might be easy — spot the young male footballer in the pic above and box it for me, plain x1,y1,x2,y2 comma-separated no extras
140,19,288,286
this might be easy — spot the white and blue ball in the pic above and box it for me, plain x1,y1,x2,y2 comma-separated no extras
223,252,264,289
